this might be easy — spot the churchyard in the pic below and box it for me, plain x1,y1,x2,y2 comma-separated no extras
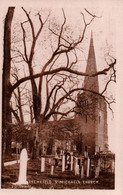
2,148,115,189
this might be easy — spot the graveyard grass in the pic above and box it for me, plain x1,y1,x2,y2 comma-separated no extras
2,157,115,189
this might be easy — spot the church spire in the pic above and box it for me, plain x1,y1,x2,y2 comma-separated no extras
84,32,99,93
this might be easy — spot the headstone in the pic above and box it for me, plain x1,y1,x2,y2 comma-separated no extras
62,155,65,172
81,164,84,179
70,155,74,171
74,157,79,175
95,159,101,178
60,150,63,155
75,165,80,175
51,165,54,175
49,158,51,164
86,157,90,178
111,159,115,173
41,157,45,172
16,148,28,185
84,146,88,158
95,166,100,178
65,153,71,170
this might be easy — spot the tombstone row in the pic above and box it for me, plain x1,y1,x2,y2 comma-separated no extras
40,154,101,179
14,149,115,185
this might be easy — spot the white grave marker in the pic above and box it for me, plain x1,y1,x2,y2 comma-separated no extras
70,155,74,171
16,148,28,185
49,158,51,164
111,159,115,173
41,157,45,172
74,157,79,175
51,165,54,175
81,164,84,179
76,164,80,175
62,155,65,172
86,157,90,178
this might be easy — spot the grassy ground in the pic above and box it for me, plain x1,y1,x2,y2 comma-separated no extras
3,153,20,162
2,158,115,189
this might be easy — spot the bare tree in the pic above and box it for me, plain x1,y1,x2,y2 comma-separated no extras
2,7,116,157
2,7,15,155
11,8,116,122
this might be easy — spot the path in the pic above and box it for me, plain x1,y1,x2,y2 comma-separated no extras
4,159,29,166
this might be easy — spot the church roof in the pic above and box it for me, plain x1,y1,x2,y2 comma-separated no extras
84,32,99,93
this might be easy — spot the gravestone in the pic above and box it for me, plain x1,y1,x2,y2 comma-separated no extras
51,165,54,175
41,157,45,172
95,159,101,178
62,155,65,172
16,148,28,185
74,157,80,175
65,153,71,170
81,164,84,179
111,159,115,173
70,155,74,171
49,158,51,164
86,157,90,178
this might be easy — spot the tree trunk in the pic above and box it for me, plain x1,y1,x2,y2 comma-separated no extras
17,86,24,124
2,7,15,156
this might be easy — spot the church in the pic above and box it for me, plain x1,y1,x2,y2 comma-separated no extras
74,33,108,155
37,33,109,156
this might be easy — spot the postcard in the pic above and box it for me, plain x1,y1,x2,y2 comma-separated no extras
0,0,123,195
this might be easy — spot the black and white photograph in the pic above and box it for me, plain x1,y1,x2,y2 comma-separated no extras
0,0,123,193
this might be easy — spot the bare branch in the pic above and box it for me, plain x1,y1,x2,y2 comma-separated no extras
11,58,116,92
49,27,71,46
84,8,102,18
80,12,86,25
58,8,66,46
35,13,44,39
21,22,29,62
22,7,35,39
11,48,27,62
101,72,116,95
10,106,21,124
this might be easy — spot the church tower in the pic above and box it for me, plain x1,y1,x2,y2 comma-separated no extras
84,32,99,93
76,32,108,155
